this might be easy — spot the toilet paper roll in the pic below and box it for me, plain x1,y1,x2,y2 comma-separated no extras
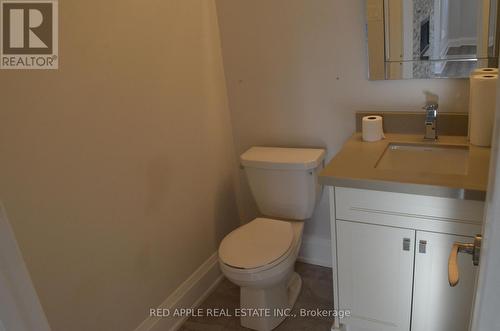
469,74,498,147
362,115,385,142
471,68,499,76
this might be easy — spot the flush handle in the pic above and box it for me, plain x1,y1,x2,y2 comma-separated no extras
448,234,482,287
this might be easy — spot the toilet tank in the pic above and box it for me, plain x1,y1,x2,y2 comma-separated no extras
240,147,326,220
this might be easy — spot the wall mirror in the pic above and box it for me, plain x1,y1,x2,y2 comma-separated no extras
367,0,500,79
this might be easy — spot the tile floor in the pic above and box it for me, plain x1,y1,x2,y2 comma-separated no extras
179,262,334,331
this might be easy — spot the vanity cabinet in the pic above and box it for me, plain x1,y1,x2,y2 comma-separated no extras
330,187,483,331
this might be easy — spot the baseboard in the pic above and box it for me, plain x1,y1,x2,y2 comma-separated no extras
134,252,223,331
298,234,332,268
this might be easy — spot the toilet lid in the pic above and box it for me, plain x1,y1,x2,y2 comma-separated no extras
219,218,294,269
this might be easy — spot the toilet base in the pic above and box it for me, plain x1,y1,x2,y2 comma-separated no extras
240,272,302,331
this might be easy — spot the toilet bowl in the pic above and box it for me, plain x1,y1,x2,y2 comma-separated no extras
218,146,325,331
219,218,304,331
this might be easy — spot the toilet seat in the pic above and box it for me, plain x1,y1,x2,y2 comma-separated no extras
219,218,294,269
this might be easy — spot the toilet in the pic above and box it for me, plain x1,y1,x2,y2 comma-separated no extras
218,146,325,331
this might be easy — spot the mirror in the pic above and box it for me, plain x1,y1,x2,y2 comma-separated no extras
367,0,500,79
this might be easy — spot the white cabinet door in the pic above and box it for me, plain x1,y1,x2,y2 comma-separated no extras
412,231,477,331
336,220,415,331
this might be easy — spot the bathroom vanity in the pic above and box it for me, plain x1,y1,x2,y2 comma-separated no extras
320,132,490,331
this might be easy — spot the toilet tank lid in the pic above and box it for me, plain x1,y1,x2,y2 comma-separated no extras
240,147,325,170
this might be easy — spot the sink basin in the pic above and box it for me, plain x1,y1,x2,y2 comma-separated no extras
376,143,469,175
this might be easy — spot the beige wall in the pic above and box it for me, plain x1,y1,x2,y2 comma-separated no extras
215,0,470,241
0,1,239,331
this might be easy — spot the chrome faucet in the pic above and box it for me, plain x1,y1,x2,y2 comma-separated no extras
423,102,438,140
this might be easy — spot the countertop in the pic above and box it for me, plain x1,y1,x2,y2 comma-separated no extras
319,133,491,201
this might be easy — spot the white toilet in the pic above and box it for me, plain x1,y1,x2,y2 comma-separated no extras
218,146,325,331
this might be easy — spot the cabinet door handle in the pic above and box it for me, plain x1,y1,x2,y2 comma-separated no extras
403,238,411,251
419,240,427,254
448,234,482,287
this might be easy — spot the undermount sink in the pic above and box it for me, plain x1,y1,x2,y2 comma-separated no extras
376,143,469,175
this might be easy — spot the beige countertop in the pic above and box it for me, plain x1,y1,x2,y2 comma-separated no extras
319,133,491,201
